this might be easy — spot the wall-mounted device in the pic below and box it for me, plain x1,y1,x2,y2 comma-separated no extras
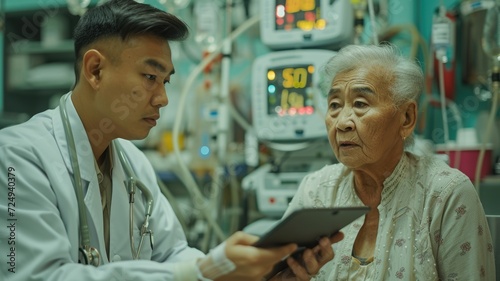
260,0,353,49
251,49,335,142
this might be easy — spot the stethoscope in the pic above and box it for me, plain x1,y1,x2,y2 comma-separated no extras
59,94,154,266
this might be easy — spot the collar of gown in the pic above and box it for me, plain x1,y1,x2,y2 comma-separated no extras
380,152,411,206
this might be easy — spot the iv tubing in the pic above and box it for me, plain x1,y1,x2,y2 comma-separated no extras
367,0,379,44
474,86,499,190
438,60,451,159
172,15,261,243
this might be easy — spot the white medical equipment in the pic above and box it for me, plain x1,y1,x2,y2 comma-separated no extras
59,94,154,266
251,49,335,141
259,0,353,49
242,158,330,218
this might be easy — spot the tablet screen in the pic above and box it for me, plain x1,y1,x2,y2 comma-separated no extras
254,206,369,279
254,206,369,249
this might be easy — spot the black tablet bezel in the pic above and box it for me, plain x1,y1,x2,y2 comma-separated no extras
254,206,369,249
254,206,369,280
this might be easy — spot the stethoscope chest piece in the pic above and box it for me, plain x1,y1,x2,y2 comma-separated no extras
79,246,101,266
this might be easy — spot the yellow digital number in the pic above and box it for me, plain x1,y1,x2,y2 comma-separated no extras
302,0,315,11
282,68,294,88
293,68,308,88
297,20,314,31
288,92,305,109
286,0,315,13
285,0,300,14
281,89,289,111
282,67,308,89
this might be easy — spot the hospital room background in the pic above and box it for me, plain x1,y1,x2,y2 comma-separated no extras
0,0,499,274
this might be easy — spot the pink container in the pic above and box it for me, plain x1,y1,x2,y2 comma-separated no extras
436,144,493,181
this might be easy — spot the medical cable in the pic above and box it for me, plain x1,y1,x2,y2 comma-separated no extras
200,0,235,251
378,24,423,60
351,0,366,45
156,175,189,232
474,77,499,190
432,4,454,161
438,59,451,158
172,15,261,244
447,100,462,169
367,0,379,45
59,94,100,266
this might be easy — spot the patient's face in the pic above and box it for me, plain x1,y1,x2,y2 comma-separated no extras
325,66,405,172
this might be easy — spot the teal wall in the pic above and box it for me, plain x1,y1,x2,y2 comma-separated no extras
4,0,165,12
5,0,67,12
2,0,167,12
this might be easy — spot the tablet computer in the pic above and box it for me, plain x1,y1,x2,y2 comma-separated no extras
253,206,369,279
254,206,369,248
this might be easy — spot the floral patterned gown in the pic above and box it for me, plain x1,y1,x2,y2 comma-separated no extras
284,152,496,280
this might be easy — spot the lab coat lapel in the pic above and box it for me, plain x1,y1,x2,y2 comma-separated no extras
109,145,134,260
52,92,107,262
53,93,76,176
53,93,97,184
82,169,106,263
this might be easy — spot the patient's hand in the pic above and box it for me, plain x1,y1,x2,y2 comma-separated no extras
270,232,344,281
213,231,297,281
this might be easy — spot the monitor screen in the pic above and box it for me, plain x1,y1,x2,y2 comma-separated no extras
274,0,324,32
266,65,315,116
251,49,336,141
261,0,352,50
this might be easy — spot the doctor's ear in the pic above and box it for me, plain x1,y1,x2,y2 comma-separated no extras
82,49,106,90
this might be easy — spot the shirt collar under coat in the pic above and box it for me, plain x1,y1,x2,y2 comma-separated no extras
94,144,115,184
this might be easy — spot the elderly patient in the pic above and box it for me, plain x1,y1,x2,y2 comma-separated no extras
273,44,496,280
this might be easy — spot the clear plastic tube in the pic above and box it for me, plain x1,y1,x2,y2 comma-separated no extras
474,85,498,190
172,15,261,244
432,5,454,158
367,0,379,44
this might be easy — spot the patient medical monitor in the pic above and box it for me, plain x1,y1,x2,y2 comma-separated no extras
260,0,353,49
251,49,336,142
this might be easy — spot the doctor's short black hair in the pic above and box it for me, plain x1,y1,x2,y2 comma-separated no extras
72,0,189,85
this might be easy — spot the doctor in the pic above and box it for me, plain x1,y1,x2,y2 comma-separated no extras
0,0,342,280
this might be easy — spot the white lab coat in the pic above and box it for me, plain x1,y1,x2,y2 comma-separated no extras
0,94,204,281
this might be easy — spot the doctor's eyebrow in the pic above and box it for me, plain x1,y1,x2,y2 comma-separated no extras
143,58,175,76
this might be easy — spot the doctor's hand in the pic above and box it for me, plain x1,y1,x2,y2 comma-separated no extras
270,232,344,281
213,231,297,281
